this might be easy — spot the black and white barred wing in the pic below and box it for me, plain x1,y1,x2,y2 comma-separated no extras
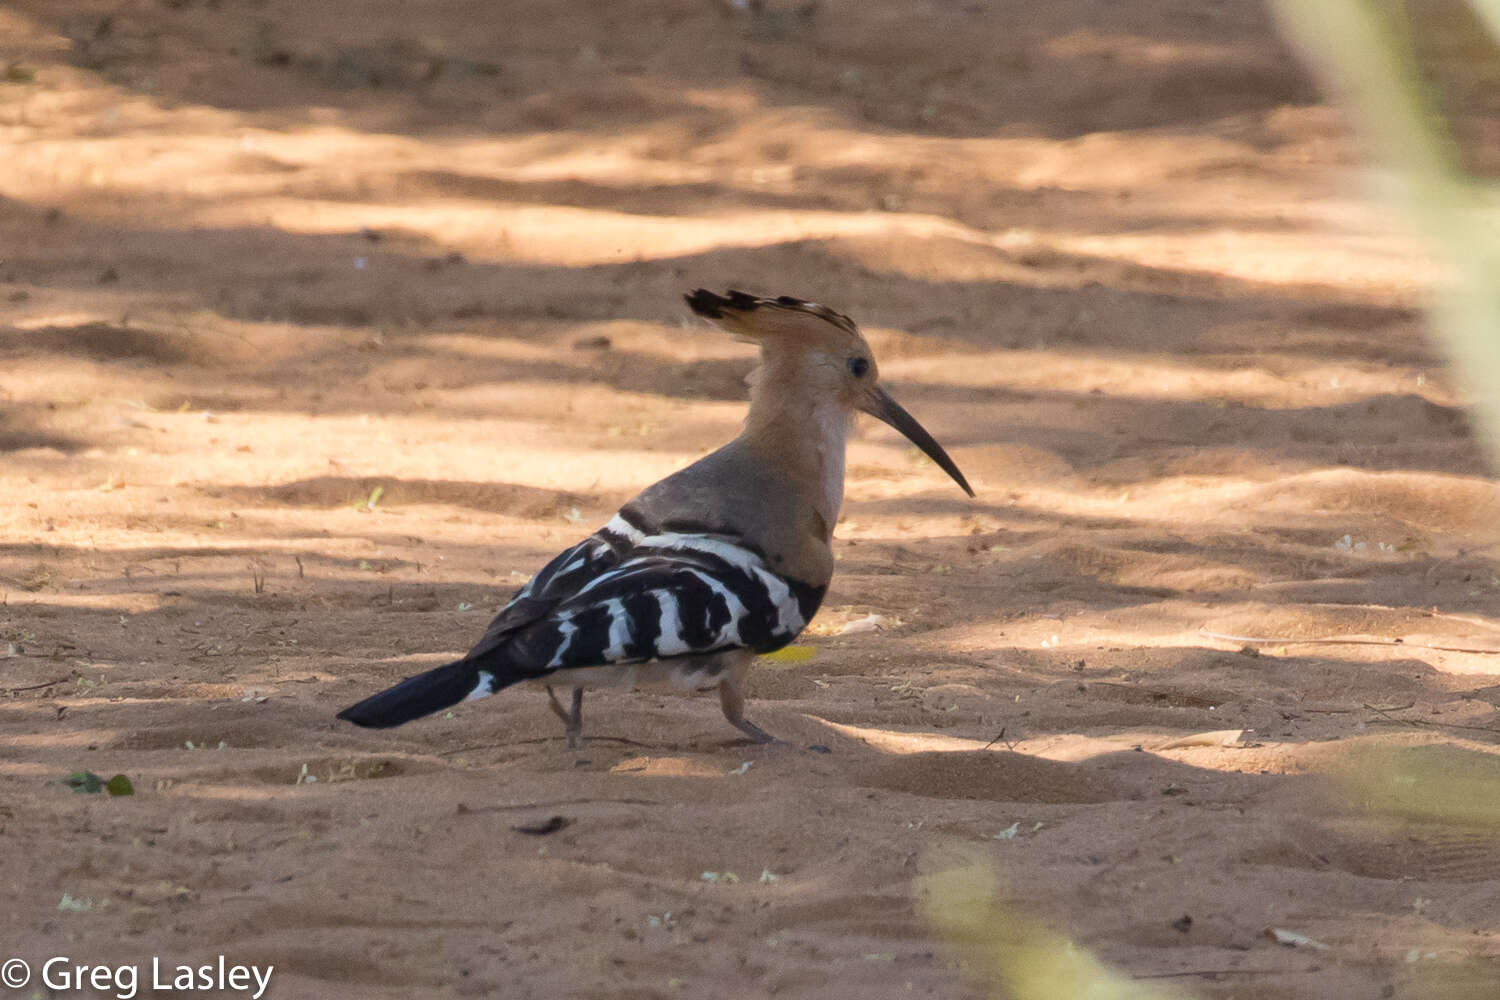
464,532,625,660
336,527,825,728
500,536,826,677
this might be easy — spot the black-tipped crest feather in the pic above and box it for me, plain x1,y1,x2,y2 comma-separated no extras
686,288,858,336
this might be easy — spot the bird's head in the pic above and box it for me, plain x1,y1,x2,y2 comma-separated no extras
684,289,974,497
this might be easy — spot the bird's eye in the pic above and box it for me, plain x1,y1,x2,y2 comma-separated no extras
847,357,870,377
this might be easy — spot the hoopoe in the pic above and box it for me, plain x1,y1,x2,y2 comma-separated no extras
337,290,973,745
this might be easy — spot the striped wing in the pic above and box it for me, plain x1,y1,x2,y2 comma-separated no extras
340,519,825,728
464,533,624,660
494,533,826,679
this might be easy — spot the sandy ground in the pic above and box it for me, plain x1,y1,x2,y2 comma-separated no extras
3,1,1500,997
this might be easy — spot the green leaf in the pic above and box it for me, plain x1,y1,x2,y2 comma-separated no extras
63,770,134,795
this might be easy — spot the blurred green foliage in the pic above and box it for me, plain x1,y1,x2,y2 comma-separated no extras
1275,0,1500,464
917,862,1184,1000
1337,741,1500,826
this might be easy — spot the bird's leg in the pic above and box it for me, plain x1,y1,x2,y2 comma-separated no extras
546,685,585,748
568,687,584,747
718,675,777,745
545,684,567,723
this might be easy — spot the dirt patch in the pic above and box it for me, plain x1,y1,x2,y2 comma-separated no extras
858,750,1110,803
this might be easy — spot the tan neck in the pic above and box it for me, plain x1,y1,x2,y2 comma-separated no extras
741,360,853,536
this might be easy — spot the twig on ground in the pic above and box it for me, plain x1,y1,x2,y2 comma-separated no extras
455,797,659,814
1361,703,1500,736
438,735,657,756
982,727,1018,752
1199,628,1500,655
6,676,70,694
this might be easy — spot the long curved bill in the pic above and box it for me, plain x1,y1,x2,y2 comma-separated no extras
861,387,975,497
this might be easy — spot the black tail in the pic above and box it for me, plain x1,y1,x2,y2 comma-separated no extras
336,659,488,729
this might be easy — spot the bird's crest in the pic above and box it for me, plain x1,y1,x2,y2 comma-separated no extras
685,289,862,347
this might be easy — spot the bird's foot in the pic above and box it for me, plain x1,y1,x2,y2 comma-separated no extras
730,717,781,745
548,685,586,749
